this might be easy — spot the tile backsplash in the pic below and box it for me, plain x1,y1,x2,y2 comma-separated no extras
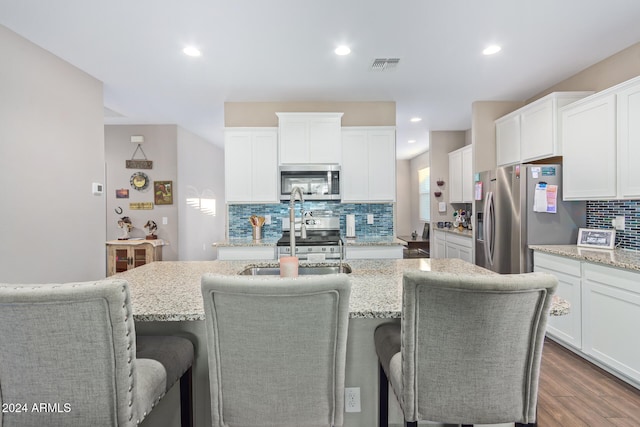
587,200,640,250
228,202,394,239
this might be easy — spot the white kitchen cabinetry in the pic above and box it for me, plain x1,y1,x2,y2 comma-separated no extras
342,127,396,202
344,245,403,260
448,145,472,203
224,128,278,203
217,246,276,261
276,112,343,164
432,230,472,262
582,262,640,386
561,94,617,200
562,76,640,200
495,114,520,167
617,80,640,198
432,230,446,259
496,92,592,167
534,252,582,349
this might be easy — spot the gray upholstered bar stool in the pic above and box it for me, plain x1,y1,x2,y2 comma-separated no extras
0,279,194,427
375,270,557,427
201,273,351,427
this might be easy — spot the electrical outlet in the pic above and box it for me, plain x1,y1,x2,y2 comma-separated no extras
613,216,626,231
367,214,374,225
162,217,168,225
345,387,361,413
265,215,271,225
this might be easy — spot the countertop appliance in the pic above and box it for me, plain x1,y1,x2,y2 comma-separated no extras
475,164,586,274
279,164,340,201
277,216,342,260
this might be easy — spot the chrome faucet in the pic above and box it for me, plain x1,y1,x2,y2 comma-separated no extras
289,187,306,257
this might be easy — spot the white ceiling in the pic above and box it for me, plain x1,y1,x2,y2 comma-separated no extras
2,0,640,159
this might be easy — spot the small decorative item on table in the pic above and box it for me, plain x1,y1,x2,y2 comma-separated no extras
249,215,265,241
144,220,158,240
117,216,133,240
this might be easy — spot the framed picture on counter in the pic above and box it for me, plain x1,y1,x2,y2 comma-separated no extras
577,228,616,250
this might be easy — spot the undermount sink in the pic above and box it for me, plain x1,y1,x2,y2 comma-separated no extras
239,264,352,276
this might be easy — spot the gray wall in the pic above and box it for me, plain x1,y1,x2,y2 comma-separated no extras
105,125,179,261
428,131,466,225
177,127,226,261
395,159,412,236
0,24,105,283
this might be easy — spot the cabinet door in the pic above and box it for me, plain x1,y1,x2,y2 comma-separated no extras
448,149,463,203
461,146,473,203
521,98,553,162
341,131,369,201
251,131,278,202
278,118,308,164
582,263,640,384
367,129,396,201
496,114,520,166
534,252,582,349
224,131,254,202
308,117,342,164
618,81,640,198
432,231,447,259
562,94,617,200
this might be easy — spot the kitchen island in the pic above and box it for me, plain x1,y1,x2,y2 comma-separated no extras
118,258,563,427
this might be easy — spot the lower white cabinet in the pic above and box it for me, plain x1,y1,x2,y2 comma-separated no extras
217,246,276,261
432,230,472,262
533,250,640,388
344,245,403,260
534,252,582,349
582,262,640,385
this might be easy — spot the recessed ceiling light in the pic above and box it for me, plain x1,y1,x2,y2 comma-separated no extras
335,45,351,56
408,140,416,144
483,45,501,55
410,117,422,123
183,46,202,57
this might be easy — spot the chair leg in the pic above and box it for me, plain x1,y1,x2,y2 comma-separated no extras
404,421,417,427
379,363,389,427
180,367,193,427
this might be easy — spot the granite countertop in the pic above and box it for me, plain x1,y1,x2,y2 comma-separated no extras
113,258,568,322
213,237,279,247
530,245,640,272
433,227,473,238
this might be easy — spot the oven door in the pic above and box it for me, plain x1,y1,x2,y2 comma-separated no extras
279,165,341,200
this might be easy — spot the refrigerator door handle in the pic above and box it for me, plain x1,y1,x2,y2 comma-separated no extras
484,191,495,267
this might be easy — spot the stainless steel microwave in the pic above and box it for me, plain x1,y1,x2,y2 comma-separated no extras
279,165,341,201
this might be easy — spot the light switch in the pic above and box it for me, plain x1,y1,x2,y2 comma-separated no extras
438,202,447,213
162,217,168,225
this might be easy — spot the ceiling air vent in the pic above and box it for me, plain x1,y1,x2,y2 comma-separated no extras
370,58,400,71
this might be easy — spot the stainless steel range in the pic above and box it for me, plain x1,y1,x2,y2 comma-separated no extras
277,216,343,260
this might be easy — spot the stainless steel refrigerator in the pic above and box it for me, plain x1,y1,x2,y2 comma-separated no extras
475,164,586,274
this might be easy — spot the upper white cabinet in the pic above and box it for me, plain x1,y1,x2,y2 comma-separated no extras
562,76,640,200
224,128,278,203
561,94,617,200
495,92,593,166
448,145,472,203
276,112,343,164
341,127,396,202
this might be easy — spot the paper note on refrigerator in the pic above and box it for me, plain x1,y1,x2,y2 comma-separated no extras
533,183,558,213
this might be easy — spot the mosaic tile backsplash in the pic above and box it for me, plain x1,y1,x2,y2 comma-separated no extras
228,202,394,239
587,200,640,250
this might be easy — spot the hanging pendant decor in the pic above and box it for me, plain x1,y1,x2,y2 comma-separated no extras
126,135,153,169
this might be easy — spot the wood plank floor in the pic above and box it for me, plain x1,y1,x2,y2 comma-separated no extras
538,339,640,426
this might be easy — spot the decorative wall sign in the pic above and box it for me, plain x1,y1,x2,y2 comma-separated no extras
126,159,153,169
115,188,129,198
577,228,616,249
154,181,173,205
130,172,150,191
129,202,154,210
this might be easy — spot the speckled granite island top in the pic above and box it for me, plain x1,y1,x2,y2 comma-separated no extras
113,258,567,322
530,245,640,272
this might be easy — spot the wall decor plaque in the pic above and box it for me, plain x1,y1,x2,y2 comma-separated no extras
129,202,154,210
126,159,153,169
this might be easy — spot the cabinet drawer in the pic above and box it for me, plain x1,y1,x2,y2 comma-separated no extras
534,252,581,277
446,233,472,248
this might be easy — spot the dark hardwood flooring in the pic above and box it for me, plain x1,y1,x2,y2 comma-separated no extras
538,339,640,426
